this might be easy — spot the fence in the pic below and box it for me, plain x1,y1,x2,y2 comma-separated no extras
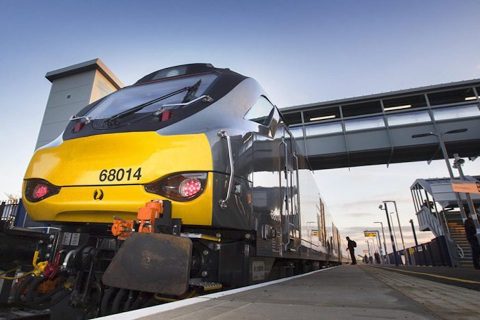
386,236,452,267
410,236,452,266
0,199,20,225
0,199,29,228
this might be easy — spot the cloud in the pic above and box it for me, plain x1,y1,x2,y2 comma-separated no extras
329,196,413,213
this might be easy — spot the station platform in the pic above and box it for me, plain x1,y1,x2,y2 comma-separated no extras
377,265,480,291
98,265,480,320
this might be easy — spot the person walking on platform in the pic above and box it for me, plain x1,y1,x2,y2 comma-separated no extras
464,212,480,269
374,252,381,264
346,236,357,265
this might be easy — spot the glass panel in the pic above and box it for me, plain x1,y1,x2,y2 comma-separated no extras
344,116,384,131
282,112,302,125
433,105,480,121
387,111,431,126
305,122,342,136
244,96,274,125
86,74,217,119
289,126,304,138
427,87,475,106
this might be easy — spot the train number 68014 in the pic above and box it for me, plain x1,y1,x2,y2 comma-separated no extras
99,168,142,182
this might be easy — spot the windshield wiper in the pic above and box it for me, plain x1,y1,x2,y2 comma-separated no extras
105,80,202,124
182,79,201,103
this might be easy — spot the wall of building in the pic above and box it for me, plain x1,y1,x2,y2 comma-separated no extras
90,69,119,102
35,59,122,149
36,70,96,148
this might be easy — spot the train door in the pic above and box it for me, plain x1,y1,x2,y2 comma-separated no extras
248,97,284,257
279,126,301,251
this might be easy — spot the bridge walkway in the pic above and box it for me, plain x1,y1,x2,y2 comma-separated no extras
282,79,480,169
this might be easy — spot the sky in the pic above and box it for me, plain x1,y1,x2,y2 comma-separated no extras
1,0,479,256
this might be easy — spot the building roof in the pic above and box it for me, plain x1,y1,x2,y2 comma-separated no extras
282,78,480,112
45,58,123,89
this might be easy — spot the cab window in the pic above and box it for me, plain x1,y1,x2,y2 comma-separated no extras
244,96,274,126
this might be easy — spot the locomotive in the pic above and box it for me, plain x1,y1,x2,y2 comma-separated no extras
18,63,342,318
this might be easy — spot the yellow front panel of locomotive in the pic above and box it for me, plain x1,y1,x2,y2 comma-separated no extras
23,132,213,225
24,176,213,225
25,132,212,186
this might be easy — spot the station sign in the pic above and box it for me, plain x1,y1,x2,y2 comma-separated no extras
364,231,377,238
451,181,480,194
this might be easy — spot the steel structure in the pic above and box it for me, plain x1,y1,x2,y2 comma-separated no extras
282,79,480,169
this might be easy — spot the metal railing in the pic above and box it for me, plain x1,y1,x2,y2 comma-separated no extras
397,235,453,267
0,199,20,226
416,206,445,237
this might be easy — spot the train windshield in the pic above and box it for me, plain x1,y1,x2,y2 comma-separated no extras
85,73,217,120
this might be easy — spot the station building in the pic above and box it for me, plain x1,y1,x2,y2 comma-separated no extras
36,59,123,148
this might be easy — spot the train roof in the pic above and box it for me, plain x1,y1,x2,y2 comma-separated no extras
135,63,241,85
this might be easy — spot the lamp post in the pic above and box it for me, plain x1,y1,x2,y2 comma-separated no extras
366,239,371,257
452,154,480,243
373,230,382,256
409,219,419,266
374,221,388,263
384,200,407,265
379,202,399,266
410,219,419,247
412,129,468,221
453,154,478,219
389,212,400,254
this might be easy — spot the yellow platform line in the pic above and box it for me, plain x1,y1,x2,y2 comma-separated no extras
378,266,480,285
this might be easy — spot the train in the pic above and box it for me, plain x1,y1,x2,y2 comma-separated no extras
16,63,342,318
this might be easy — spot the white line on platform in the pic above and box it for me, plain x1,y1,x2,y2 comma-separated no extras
95,266,338,320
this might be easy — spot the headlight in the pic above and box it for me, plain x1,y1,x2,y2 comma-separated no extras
144,172,207,201
24,179,61,202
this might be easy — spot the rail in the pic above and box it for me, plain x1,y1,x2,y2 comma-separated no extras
456,244,465,259
217,130,234,209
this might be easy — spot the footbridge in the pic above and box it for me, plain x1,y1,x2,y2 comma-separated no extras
282,79,480,169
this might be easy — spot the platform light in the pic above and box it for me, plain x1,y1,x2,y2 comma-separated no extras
383,104,412,112
465,96,478,101
309,115,336,121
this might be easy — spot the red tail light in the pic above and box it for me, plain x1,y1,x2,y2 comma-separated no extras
179,178,202,197
145,173,207,201
161,110,172,121
72,121,86,133
33,184,49,199
25,179,61,202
